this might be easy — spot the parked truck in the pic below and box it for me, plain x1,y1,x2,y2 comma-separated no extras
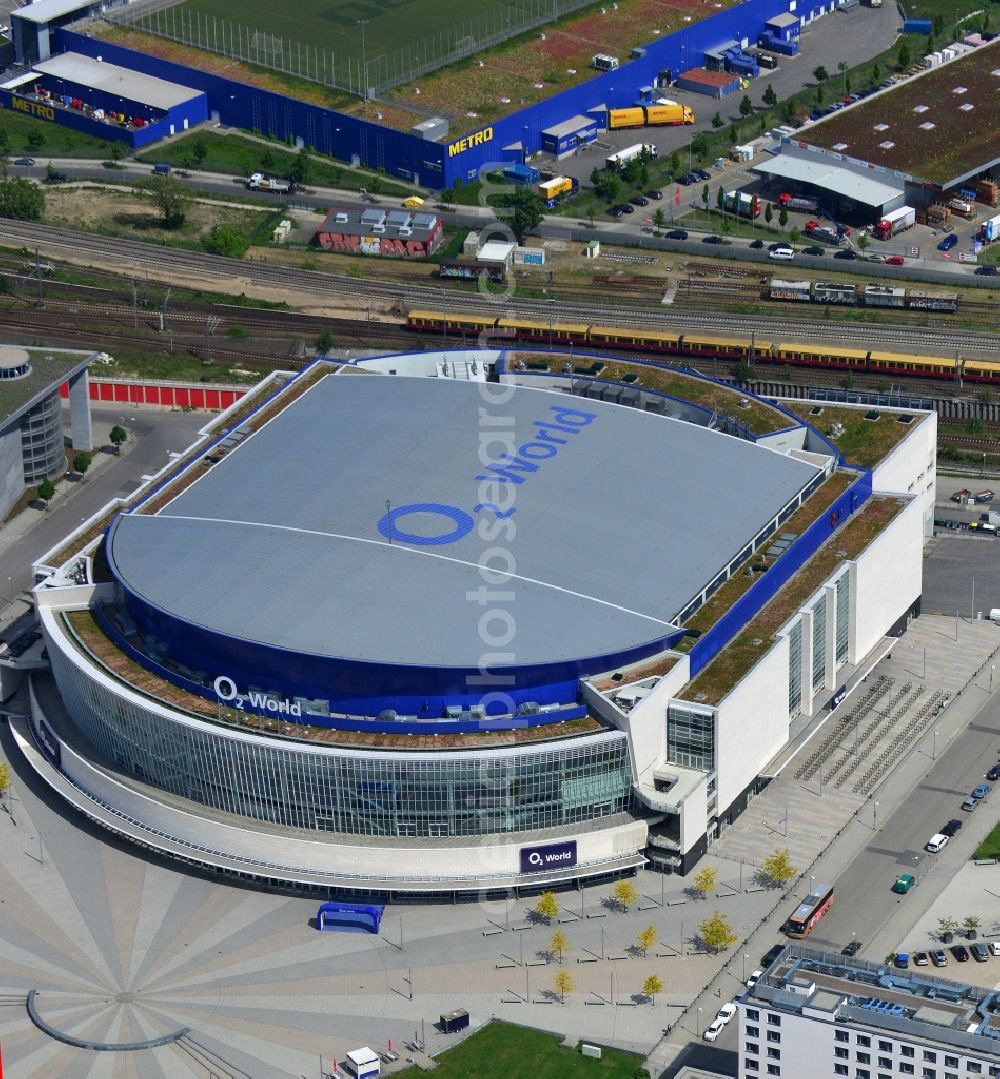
605,143,658,170
247,172,292,193
804,221,844,245
983,213,1000,243
608,104,694,129
538,175,577,207
778,192,821,213
873,206,915,240
722,190,760,218
503,163,541,185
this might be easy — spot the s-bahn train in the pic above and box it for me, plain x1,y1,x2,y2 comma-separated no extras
769,279,959,312
406,308,1000,383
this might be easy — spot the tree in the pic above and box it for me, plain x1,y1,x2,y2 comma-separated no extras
964,915,982,938
0,177,44,222
73,451,92,479
553,970,574,1002
691,132,710,160
109,141,126,164
857,232,869,253
26,129,45,149
670,150,681,173
716,185,725,210
937,916,960,940
720,214,735,239
692,866,717,897
591,167,620,204
872,62,881,84
653,207,665,230
550,929,571,963
316,328,334,355
761,848,797,887
201,222,250,258
137,175,188,229
701,183,710,209
261,147,275,170
290,147,313,185
109,425,128,455
815,84,824,107
642,974,664,1003
739,94,753,117
838,60,849,92
535,890,559,922
37,477,55,506
636,925,657,956
0,129,9,158
613,879,638,911
789,225,800,244
191,139,208,168
813,64,829,83
711,111,724,128
496,186,544,243
699,911,739,952
764,202,773,227
762,84,778,108
778,206,788,231
897,42,911,71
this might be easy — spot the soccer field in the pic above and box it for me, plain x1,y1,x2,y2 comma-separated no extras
177,0,528,65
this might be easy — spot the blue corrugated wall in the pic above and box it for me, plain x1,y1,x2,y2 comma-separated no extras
53,0,835,187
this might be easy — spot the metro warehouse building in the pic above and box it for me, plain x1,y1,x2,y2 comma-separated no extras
19,353,932,896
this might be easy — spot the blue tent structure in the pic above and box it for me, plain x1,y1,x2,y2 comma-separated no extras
316,902,384,934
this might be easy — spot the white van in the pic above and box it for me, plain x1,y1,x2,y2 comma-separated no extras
926,833,949,853
768,246,794,261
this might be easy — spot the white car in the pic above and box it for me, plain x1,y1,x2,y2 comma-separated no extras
703,1018,726,1042
926,833,949,853
990,942,1000,957
716,1002,737,1025
746,968,764,989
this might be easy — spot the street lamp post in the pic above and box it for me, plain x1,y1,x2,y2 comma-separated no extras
743,952,750,981
696,1007,702,1036
873,800,879,829
992,665,996,694
357,19,369,100
933,731,939,759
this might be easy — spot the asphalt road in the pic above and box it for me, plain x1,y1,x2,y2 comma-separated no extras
922,534,1000,618
807,675,1000,956
0,406,206,603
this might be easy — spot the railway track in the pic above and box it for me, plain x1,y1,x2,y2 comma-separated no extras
7,219,1000,356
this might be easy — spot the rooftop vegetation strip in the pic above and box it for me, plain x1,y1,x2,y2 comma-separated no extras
782,403,926,469
680,497,905,706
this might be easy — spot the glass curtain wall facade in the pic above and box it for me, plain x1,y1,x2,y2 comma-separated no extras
48,636,631,838
811,594,827,691
666,704,715,772
835,571,850,665
21,392,64,482
787,620,802,716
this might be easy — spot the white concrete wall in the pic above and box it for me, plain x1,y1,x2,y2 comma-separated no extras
0,421,25,522
619,655,692,786
679,772,709,853
756,424,808,454
356,351,501,377
871,411,937,536
714,634,792,813
852,496,924,662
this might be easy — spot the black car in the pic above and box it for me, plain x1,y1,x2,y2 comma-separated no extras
702,235,724,244
646,189,663,200
988,765,1000,781
620,203,635,214
749,239,765,249
678,172,697,186
693,168,711,182
761,943,785,966
666,229,689,240
45,171,69,184
12,157,34,167
951,945,971,962
630,195,649,207
975,265,998,276
834,249,857,260
842,940,863,957
768,242,789,251
803,246,824,256
608,206,625,218
941,818,963,837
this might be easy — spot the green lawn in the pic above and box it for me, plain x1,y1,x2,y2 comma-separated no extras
973,819,1000,860
136,131,415,195
0,108,116,158
407,1022,648,1078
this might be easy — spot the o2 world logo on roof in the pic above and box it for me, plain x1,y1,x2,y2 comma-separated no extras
377,404,598,546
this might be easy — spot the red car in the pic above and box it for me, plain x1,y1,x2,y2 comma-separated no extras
886,255,905,265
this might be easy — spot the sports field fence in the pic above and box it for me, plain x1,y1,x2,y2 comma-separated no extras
107,0,602,100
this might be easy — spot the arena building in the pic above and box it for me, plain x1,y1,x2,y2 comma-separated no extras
18,349,931,894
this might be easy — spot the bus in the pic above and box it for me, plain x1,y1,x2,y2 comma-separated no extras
784,883,835,937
